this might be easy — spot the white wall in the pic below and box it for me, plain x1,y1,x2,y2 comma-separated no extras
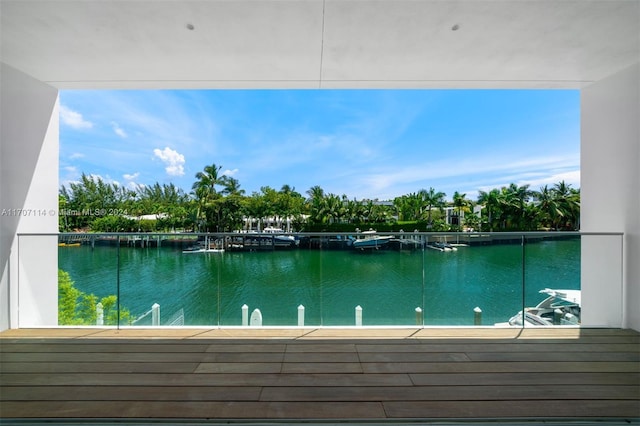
581,62,640,330
0,63,59,330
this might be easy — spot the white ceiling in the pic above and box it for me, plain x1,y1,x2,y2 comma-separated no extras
1,0,638,89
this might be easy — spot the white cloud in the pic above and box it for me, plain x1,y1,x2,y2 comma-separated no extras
126,181,144,191
111,121,128,138
520,170,581,190
69,152,85,159
223,168,239,177
123,172,140,181
153,147,185,176
60,105,93,129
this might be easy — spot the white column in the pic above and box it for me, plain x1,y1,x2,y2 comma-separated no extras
1,63,59,330
581,62,640,330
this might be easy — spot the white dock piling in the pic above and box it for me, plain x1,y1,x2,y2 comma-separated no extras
242,304,249,326
298,305,305,327
250,308,263,327
151,303,160,326
96,302,104,326
473,306,482,326
355,305,363,326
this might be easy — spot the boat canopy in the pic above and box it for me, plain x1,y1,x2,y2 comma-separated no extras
539,288,581,306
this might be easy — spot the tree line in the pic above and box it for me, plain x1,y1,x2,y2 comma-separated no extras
59,163,580,232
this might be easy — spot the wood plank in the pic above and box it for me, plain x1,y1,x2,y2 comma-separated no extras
198,329,312,339
283,352,360,363
193,363,283,374
357,352,470,362
205,343,287,353
13,371,634,388
0,401,387,419
281,362,363,374
0,351,285,363
0,329,102,338
0,372,414,387
284,343,357,353
0,361,199,374
258,385,639,401
2,372,287,386
465,351,639,362
414,336,640,344
362,361,640,374
383,400,640,418
408,372,640,386
412,327,639,339
85,329,208,338
0,386,263,401
302,328,418,338
355,343,640,353
194,372,414,387
0,343,211,353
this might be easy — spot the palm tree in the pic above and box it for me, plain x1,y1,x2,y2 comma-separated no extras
276,185,304,226
553,181,580,230
505,183,533,230
535,185,562,230
319,194,345,224
191,163,224,229
306,185,325,224
192,164,224,202
452,191,471,230
422,187,446,228
477,188,501,232
220,176,245,197
393,193,422,222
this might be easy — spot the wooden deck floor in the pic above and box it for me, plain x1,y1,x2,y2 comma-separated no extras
0,327,638,423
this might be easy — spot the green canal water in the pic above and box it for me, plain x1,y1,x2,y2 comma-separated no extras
58,238,580,326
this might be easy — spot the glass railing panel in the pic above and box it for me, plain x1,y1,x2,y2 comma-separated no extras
521,234,581,327
19,231,621,329
116,235,203,327
423,233,523,326
218,241,322,327
57,233,119,326
320,233,424,326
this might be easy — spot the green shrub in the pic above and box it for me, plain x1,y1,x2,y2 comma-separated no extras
58,269,132,325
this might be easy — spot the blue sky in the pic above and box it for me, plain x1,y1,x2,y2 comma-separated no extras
59,89,580,201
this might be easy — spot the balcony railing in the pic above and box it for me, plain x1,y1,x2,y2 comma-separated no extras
16,231,624,328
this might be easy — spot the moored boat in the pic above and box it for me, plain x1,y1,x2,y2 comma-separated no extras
496,288,581,327
262,227,297,248
351,230,393,250
428,241,457,252
182,236,224,253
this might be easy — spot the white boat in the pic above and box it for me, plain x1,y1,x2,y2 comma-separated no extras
182,237,225,253
182,245,225,253
496,288,581,327
428,241,457,252
352,230,393,250
261,227,297,247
